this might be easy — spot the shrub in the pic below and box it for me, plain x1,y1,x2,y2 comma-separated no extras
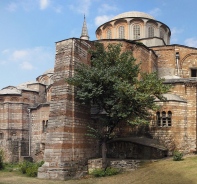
3,162,18,172
26,165,38,177
19,161,32,174
105,167,119,176
19,160,44,177
91,168,106,177
0,149,4,170
173,150,183,161
91,167,119,177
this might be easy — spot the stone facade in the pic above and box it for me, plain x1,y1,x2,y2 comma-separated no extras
1,10,197,180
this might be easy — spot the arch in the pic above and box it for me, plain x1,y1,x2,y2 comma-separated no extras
103,22,113,30
0,132,3,139
42,120,48,133
23,98,29,103
148,26,154,37
106,29,112,39
133,24,141,39
42,120,46,133
10,97,19,102
161,111,166,126
156,111,172,127
114,19,127,26
167,111,172,126
118,26,125,39
181,53,197,66
156,111,161,126
160,28,165,40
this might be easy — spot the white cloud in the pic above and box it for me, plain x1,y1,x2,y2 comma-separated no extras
148,8,161,18
95,15,114,26
184,38,197,47
20,61,34,70
13,50,28,60
40,0,50,10
69,0,92,15
98,4,118,14
0,47,54,70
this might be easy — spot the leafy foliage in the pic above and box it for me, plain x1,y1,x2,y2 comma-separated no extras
66,43,170,164
2,162,18,172
90,167,119,177
173,150,183,161
0,149,4,170
19,161,44,177
66,43,170,136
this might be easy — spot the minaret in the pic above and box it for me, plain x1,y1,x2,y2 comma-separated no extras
80,15,89,40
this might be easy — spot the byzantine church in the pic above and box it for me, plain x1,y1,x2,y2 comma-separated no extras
0,10,197,179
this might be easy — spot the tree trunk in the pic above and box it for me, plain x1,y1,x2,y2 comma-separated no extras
101,141,107,169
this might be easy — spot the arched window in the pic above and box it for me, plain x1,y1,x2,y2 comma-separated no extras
133,24,140,39
160,29,165,39
42,120,46,133
156,111,172,127
106,29,112,39
148,26,154,37
156,111,161,126
46,120,48,128
42,120,48,133
119,26,125,39
0,132,3,139
167,111,172,126
161,111,166,126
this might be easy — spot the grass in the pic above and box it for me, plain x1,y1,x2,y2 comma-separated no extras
1,155,197,184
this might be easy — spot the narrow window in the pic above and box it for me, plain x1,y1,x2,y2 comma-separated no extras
191,69,197,77
0,132,3,139
42,120,46,133
167,111,172,126
133,24,140,39
148,26,154,37
119,26,125,39
160,29,165,39
162,111,166,126
46,120,48,129
156,112,161,126
106,29,112,39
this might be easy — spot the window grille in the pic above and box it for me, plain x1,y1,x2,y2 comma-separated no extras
156,111,172,127
107,29,112,39
148,26,154,37
119,26,125,39
133,24,140,39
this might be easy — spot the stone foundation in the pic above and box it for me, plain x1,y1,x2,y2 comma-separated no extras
88,158,141,173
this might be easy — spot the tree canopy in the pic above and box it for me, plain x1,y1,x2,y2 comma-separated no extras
66,43,170,126
66,42,170,164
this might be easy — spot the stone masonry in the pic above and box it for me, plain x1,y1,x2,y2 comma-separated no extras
38,38,99,180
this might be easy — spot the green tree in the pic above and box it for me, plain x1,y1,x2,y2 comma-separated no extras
66,43,170,166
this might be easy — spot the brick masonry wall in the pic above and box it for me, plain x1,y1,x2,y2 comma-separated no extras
38,39,99,180
98,40,157,74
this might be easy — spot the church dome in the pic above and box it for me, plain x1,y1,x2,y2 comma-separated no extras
96,11,171,47
111,11,155,20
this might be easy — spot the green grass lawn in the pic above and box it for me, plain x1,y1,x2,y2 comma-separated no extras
1,156,197,184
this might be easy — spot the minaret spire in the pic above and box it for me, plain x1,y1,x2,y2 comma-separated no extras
80,14,89,40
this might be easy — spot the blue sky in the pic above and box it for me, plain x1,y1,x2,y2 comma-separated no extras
1,0,197,89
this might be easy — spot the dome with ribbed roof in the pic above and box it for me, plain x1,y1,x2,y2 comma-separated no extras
96,11,170,47
111,11,155,20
